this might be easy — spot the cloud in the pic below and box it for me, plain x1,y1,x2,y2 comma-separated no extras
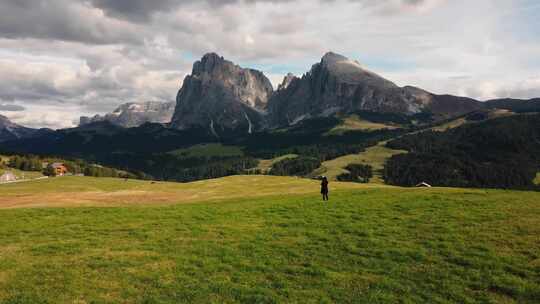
0,0,538,129
0,104,25,111
0,0,143,44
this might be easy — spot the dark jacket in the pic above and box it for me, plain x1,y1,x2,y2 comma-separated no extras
321,179,329,194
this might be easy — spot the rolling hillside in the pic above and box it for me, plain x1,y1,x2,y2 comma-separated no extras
0,176,539,303
311,142,407,183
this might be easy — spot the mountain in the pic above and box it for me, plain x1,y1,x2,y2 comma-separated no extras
267,52,481,126
0,115,52,142
170,53,274,136
80,101,175,128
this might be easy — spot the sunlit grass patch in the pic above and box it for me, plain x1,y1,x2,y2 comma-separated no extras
256,154,298,173
313,142,406,182
326,114,399,135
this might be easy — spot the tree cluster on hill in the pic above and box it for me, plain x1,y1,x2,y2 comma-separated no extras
8,155,42,171
269,157,321,177
5,154,138,179
337,164,373,183
384,114,540,190
101,152,258,182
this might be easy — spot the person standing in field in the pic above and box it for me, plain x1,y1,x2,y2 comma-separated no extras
321,176,329,201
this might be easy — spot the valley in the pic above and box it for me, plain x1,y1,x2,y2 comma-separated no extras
1,52,539,191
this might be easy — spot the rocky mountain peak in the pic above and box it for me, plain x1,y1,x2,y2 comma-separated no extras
171,53,274,135
321,51,349,65
0,114,43,142
79,101,175,128
278,73,298,91
266,52,481,126
192,52,227,75
317,52,397,88
0,114,19,129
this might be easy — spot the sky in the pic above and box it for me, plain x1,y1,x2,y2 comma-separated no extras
0,0,539,129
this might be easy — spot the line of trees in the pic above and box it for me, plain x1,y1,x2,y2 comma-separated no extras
5,154,138,179
8,155,42,171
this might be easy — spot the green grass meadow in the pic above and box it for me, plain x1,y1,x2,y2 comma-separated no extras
1,177,539,303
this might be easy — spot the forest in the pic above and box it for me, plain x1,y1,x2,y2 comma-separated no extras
384,114,540,190
337,164,374,183
0,117,404,182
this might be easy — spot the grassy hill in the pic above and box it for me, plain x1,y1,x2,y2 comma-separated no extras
0,176,539,303
326,114,399,135
312,142,407,183
255,154,298,173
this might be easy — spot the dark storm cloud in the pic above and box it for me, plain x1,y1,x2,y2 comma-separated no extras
0,104,25,111
88,0,181,22
0,0,143,44
88,0,295,23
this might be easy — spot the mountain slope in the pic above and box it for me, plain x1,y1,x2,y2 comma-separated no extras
80,101,175,128
0,115,50,142
170,53,274,135
385,113,540,189
267,52,481,126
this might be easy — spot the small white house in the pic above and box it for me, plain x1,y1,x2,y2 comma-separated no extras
0,172,17,183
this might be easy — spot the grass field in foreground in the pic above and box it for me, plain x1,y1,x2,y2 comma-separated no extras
0,177,539,303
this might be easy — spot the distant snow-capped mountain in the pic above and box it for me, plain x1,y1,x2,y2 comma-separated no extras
79,101,175,128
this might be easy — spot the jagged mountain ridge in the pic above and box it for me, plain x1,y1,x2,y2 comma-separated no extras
267,52,480,126
79,101,175,128
170,53,274,135
171,52,485,134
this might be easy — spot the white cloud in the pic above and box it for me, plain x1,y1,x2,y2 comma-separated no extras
0,0,539,128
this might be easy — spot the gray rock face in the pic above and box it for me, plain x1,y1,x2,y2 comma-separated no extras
0,114,38,142
267,52,480,126
79,101,175,128
278,73,297,91
170,53,274,135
